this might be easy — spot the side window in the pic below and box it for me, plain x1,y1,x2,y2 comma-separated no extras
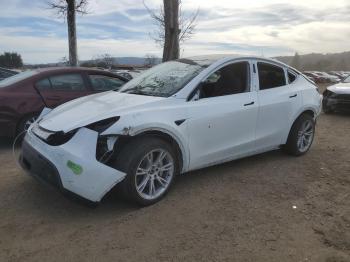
49,74,85,91
36,78,51,90
288,71,297,84
257,62,286,90
196,62,250,99
89,75,125,91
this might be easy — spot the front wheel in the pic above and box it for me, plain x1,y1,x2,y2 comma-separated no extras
114,137,179,206
283,114,315,156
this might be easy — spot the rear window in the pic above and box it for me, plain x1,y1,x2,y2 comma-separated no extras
0,70,36,87
36,74,86,91
258,62,286,90
36,78,51,90
89,74,125,91
50,74,85,91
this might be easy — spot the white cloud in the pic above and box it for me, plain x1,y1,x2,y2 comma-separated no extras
0,33,162,64
0,0,349,63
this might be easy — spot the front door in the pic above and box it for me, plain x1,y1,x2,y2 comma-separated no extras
186,61,258,170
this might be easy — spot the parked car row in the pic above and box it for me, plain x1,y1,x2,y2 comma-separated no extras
0,67,128,137
303,71,350,84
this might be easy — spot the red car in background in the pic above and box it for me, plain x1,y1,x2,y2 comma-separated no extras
0,67,128,137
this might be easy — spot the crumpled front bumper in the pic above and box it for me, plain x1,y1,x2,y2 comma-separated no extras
20,126,126,202
323,96,350,112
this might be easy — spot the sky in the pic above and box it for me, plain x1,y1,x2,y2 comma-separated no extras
0,0,349,64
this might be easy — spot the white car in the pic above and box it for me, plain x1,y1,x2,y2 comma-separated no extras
323,75,350,113
20,55,322,206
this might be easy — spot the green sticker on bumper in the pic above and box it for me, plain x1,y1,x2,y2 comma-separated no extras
67,160,83,175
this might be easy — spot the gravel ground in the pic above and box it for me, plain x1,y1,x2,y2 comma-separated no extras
0,86,349,262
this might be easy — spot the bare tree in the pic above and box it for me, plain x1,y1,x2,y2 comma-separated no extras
59,56,69,66
144,54,159,67
144,0,199,62
95,54,115,69
48,0,89,66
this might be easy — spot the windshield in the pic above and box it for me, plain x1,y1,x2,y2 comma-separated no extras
343,75,350,83
119,59,205,97
0,70,36,87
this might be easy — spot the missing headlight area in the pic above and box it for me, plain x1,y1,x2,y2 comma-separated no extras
32,124,77,146
96,136,118,164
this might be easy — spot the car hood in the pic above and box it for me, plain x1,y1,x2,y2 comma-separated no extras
327,83,350,94
39,91,165,132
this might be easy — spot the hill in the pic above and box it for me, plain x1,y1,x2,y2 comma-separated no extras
275,51,350,71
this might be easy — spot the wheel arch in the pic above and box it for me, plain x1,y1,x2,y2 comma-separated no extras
114,127,188,173
282,108,317,145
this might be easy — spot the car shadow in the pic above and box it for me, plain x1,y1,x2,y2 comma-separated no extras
0,137,14,150
11,149,289,220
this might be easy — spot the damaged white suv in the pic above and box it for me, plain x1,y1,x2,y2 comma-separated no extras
20,55,322,206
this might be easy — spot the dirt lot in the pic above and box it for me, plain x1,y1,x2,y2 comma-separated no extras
0,87,349,262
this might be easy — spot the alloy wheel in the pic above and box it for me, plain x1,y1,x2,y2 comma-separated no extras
135,149,174,200
297,120,314,153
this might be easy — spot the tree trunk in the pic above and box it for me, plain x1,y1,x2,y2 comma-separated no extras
66,0,78,66
162,0,179,62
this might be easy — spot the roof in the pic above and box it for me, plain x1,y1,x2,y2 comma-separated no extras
34,67,108,73
185,54,290,69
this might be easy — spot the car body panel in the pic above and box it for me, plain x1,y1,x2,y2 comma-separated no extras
327,83,350,95
186,91,258,170
39,92,166,132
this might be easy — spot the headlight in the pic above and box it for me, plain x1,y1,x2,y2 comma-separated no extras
86,116,120,133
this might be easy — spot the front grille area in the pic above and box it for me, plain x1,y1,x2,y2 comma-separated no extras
21,140,61,189
336,94,350,100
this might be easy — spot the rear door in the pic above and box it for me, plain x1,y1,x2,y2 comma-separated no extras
255,61,302,151
35,73,91,108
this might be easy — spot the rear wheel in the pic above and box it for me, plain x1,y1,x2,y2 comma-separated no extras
113,136,179,206
284,114,315,156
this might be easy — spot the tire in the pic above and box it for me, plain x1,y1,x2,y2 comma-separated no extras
113,136,179,206
283,114,315,156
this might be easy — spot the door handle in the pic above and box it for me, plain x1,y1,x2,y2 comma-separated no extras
289,94,297,98
244,101,255,106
